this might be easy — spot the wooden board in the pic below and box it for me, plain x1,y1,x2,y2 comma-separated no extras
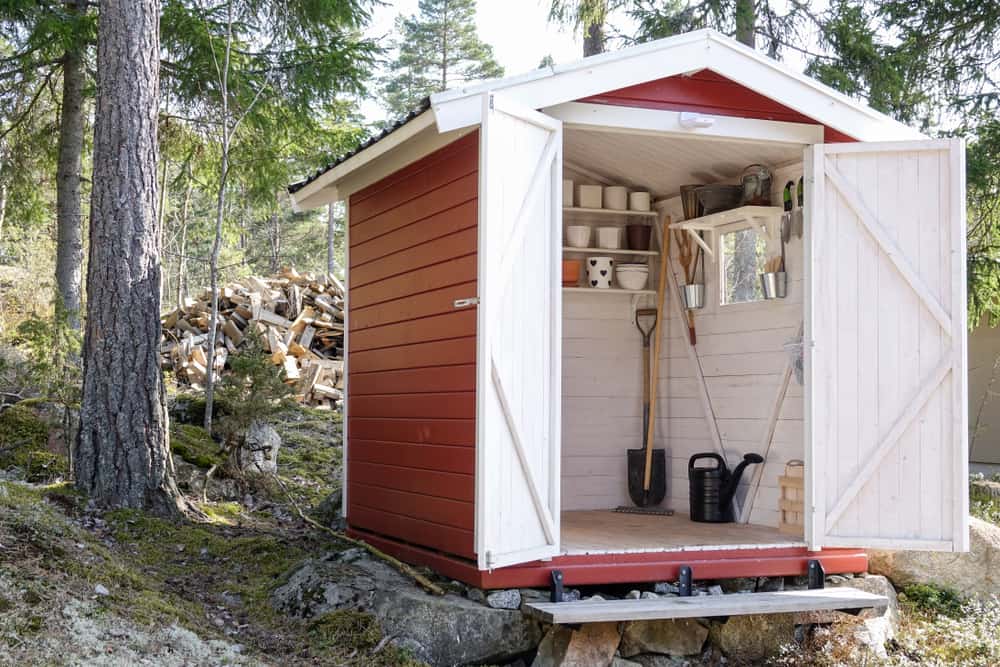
525,587,887,624
560,510,803,555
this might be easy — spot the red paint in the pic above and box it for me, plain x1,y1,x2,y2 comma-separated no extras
581,69,856,143
347,133,479,558
349,527,868,589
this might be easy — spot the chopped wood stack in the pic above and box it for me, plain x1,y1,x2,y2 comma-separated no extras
160,267,345,409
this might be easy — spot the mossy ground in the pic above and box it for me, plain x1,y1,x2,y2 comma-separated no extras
0,405,67,482
970,475,1000,524
170,422,226,469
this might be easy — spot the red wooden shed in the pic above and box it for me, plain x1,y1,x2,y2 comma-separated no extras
289,30,969,590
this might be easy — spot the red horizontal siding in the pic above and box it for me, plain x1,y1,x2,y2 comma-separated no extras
350,483,473,530
349,173,478,246
581,69,855,143
348,506,475,559
348,417,475,447
350,281,477,332
349,337,476,374
350,365,476,395
349,254,477,309
348,460,474,502
347,133,479,561
350,200,477,268
350,440,475,473
349,392,476,420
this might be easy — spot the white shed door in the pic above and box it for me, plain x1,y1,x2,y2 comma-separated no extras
805,139,969,552
475,93,562,569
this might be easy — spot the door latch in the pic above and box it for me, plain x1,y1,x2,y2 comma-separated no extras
453,297,479,308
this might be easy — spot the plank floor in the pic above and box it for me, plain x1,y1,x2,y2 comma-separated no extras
526,588,888,623
560,510,805,555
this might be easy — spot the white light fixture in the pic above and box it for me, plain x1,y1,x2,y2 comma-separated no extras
678,112,716,129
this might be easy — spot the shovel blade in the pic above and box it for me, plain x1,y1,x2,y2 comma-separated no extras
626,448,667,507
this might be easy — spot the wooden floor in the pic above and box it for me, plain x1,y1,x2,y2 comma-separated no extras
561,510,805,555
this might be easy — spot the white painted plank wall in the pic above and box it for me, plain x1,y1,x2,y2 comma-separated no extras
562,163,806,530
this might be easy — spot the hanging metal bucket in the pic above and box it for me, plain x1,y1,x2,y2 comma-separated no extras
681,283,705,309
760,272,787,299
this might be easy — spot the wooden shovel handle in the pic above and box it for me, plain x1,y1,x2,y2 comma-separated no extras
644,219,671,491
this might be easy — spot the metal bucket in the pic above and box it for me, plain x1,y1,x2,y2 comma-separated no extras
760,272,787,299
681,283,705,309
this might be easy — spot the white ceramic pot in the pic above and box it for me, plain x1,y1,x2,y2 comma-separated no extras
586,256,614,289
629,191,651,211
577,185,603,209
565,225,591,248
596,226,620,249
563,179,574,207
615,264,649,290
603,186,628,210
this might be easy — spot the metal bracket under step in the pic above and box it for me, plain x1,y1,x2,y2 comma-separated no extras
808,559,825,589
678,565,693,597
550,569,565,603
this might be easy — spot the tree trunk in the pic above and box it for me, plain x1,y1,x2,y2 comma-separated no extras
203,0,234,436
55,0,86,328
76,0,185,516
269,210,280,273
735,0,755,48
583,20,604,56
175,177,192,308
326,203,336,276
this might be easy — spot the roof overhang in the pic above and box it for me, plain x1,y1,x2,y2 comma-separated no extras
430,29,924,143
290,29,926,211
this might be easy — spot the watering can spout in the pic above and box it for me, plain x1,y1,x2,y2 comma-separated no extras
719,453,765,509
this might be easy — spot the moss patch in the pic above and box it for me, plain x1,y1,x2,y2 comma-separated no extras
272,407,341,507
309,611,421,666
170,423,225,469
901,583,965,618
0,406,65,482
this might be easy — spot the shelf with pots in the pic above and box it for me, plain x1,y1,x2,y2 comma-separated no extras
562,287,656,295
563,207,658,218
562,246,658,256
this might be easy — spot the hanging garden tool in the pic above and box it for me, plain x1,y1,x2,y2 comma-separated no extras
794,176,804,238
673,228,698,345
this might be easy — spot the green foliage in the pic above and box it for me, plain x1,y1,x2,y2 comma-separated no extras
902,583,965,619
378,0,504,119
0,405,65,482
214,330,293,443
8,305,81,409
970,476,1000,525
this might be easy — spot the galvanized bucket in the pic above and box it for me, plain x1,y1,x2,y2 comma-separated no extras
681,283,705,309
760,272,787,299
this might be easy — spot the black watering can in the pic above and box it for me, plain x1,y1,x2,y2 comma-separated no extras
688,452,764,523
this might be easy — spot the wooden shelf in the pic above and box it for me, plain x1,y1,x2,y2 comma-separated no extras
563,287,655,295
671,205,784,260
564,207,658,218
562,246,657,256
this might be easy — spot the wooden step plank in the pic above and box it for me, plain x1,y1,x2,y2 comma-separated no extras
525,588,887,624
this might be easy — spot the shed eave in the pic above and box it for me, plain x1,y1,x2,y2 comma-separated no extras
430,29,924,143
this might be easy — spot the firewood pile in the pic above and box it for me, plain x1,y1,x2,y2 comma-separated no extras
160,267,345,409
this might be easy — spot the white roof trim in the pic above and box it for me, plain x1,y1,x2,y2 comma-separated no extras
430,29,924,143
289,110,436,210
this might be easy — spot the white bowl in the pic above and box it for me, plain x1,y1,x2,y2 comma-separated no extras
616,266,649,290
577,185,603,209
596,226,620,249
603,186,628,210
566,225,591,248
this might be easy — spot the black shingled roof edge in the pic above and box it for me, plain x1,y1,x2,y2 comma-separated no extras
287,97,432,195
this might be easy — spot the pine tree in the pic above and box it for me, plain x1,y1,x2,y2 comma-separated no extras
378,0,503,119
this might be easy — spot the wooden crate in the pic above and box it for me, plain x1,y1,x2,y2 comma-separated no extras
778,460,805,536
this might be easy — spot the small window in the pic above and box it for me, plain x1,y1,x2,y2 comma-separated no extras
719,226,768,304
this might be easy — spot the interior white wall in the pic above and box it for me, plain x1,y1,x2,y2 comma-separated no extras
561,161,805,530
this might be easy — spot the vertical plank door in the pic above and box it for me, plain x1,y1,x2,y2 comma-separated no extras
476,92,563,569
804,139,968,552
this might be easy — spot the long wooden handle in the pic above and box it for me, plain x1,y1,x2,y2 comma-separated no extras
642,343,650,408
643,219,671,491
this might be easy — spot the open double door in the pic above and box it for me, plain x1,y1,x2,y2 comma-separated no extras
474,92,969,570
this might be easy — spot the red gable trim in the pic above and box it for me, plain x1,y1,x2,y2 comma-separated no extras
581,69,855,143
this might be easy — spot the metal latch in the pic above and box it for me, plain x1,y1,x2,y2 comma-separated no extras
453,297,479,308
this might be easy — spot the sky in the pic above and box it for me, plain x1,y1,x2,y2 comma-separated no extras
361,0,597,120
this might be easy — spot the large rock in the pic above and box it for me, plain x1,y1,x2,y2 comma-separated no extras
272,550,542,666
707,613,796,662
241,421,281,473
619,619,707,657
795,574,899,659
531,623,621,667
867,517,1000,597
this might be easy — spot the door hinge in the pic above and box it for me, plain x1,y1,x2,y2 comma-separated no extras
453,297,480,308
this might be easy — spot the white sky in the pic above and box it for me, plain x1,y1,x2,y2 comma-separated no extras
362,0,594,120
